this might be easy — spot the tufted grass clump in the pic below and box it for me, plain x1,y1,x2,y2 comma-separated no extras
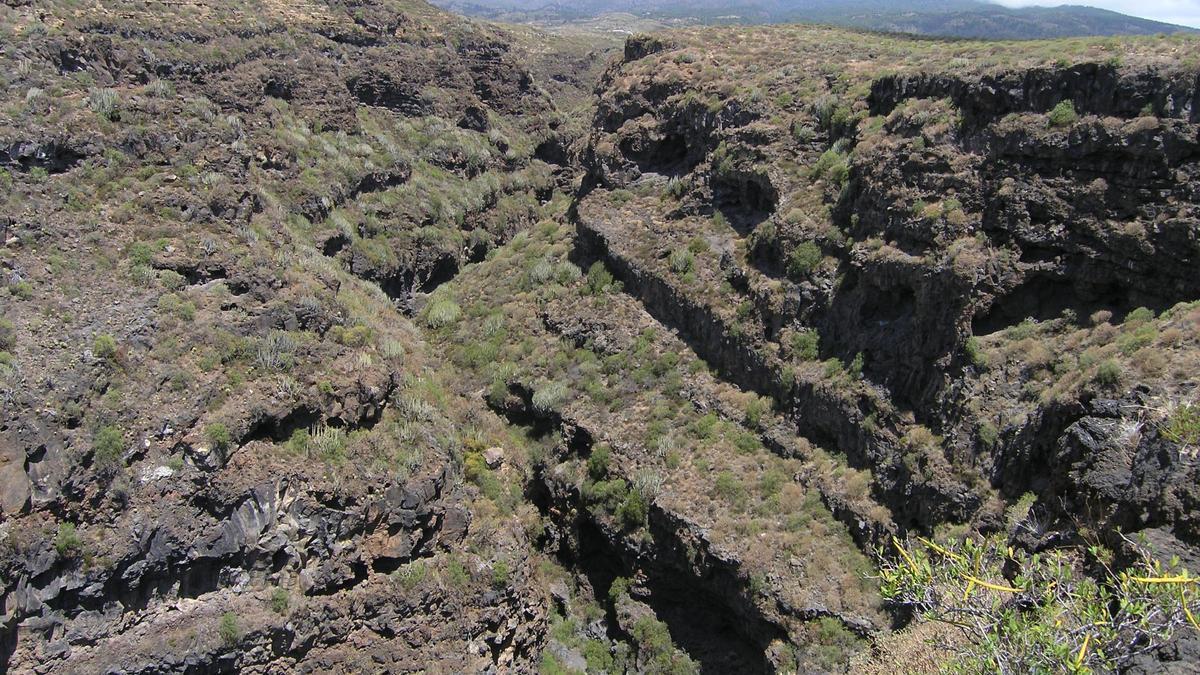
1161,403,1199,447
424,299,462,329
256,331,296,371
89,88,121,121
532,381,569,415
0,316,14,352
668,248,694,274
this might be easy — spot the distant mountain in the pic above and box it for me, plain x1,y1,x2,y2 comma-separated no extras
433,0,1196,38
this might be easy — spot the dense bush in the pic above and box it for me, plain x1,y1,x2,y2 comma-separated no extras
206,422,232,452
54,523,82,557
93,425,124,469
1048,100,1078,127
790,329,820,360
786,242,823,280
93,334,119,362
1093,358,1122,388
585,262,619,295
218,612,240,646
880,534,1200,673
811,147,849,185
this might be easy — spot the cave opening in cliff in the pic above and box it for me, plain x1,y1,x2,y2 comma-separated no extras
971,275,1177,336
621,132,697,177
570,518,769,674
713,174,777,233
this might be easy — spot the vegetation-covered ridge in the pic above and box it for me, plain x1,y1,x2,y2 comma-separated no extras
1,1,1199,673
433,0,1199,40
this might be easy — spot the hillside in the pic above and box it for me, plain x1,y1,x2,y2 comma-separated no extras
2,0,1200,673
431,0,1197,39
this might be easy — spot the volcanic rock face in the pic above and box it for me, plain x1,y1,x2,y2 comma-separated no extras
568,25,1200,666
2,2,1199,673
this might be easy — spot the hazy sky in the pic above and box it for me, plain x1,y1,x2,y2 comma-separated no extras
994,0,1200,27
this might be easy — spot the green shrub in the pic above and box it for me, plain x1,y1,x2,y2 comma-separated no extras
587,444,611,480
1093,359,1122,388
269,588,289,614
157,293,196,321
0,316,14,351
811,147,849,184
395,561,428,590
1117,324,1158,355
446,557,469,588
714,471,745,507
9,281,33,300
733,430,762,454
582,640,615,673
978,421,999,449
616,490,648,530
786,242,823,280
880,534,1200,673
93,425,124,469
848,352,865,379
54,522,82,557
630,616,698,674
964,336,987,367
491,561,511,589
809,616,861,670
206,422,232,452
1124,306,1155,324
218,612,240,646
585,262,619,295
790,329,820,360
689,413,718,439
1048,100,1078,127
333,324,374,347
93,334,118,361
745,396,770,428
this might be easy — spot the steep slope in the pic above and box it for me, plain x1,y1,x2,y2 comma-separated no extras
0,0,596,671
563,24,1200,670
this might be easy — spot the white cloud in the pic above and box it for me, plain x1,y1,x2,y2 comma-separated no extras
992,0,1200,27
